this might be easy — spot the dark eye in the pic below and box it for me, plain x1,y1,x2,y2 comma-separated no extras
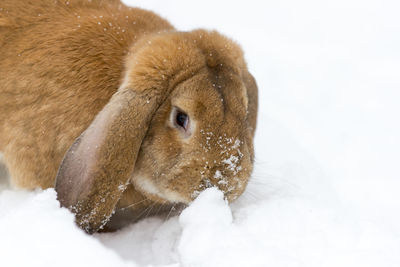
175,110,189,130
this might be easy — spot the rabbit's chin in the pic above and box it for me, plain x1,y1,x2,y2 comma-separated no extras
132,175,190,204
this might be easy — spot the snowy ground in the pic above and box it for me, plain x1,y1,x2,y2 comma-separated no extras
1,0,400,266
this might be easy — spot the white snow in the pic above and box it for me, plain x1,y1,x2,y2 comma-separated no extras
0,189,136,267
1,0,400,266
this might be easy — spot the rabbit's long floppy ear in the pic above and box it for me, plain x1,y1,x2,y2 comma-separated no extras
55,87,160,233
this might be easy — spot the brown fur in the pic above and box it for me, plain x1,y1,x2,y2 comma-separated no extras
0,0,258,232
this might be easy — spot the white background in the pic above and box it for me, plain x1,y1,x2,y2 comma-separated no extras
1,0,399,266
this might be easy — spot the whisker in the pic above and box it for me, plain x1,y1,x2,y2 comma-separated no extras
242,191,258,200
134,203,154,221
120,198,148,211
145,203,156,218
155,200,167,216
166,204,176,221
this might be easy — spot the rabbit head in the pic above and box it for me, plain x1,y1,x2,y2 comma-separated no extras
55,30,258,232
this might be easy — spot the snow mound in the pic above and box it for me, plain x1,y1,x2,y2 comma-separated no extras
0,189,136,267
178,188,236,267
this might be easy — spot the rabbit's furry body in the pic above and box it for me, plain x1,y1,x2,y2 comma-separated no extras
0,0,258,232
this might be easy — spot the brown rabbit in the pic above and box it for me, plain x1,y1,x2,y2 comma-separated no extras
0,0,258,233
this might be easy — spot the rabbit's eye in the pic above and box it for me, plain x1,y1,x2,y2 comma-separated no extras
170,106,191,136
175,111,189,130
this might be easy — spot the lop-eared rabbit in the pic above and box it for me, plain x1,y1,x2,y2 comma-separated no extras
0,0,258,233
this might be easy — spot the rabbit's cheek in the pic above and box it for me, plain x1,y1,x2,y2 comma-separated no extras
133,173,190,204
